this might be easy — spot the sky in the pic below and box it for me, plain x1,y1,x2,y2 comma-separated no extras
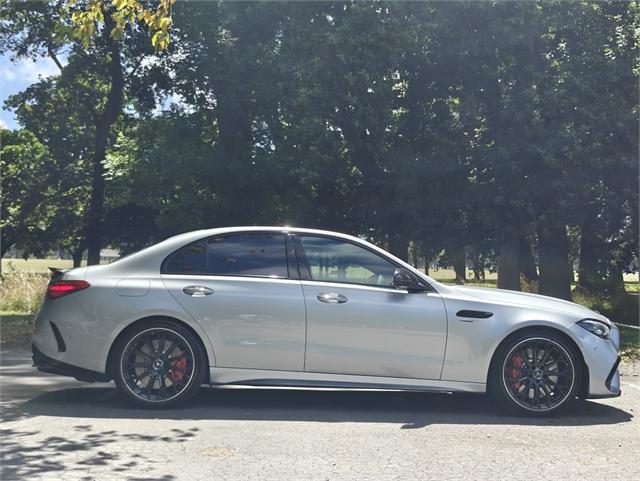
0,53,64,130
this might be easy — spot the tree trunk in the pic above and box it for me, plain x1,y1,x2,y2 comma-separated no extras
471,251,486,281
388,234,408,262
519,235,538,282
538,220,572,300
605,267,625,295
1,232,13,258
497,229,521,291
410,248,418,268
452,246,466,284
578,214,601,291
85,12,124,265
72,248,84,268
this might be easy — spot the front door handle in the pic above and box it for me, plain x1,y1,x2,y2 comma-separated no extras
317,292,348,304
183,285,213,297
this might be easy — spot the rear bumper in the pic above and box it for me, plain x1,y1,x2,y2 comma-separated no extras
32,344,110,382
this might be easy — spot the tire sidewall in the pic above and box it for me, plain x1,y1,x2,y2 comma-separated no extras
112,319,206,408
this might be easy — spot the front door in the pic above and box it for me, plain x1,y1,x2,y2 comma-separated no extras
296,235,447,380
161,232,306,371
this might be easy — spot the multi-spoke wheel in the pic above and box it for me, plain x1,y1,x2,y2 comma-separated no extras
491,331,582,415
112,320,205,408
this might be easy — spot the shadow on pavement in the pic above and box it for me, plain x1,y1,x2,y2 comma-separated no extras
1,422,190,480
13,385,634,428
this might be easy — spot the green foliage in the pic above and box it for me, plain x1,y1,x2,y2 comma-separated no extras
0,1,637,301
0,129,57,257
66,0,175,49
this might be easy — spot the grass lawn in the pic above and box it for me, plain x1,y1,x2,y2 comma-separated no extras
1,313,35,350
619,324,640,360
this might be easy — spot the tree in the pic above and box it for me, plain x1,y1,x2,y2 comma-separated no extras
0,129,56,266
2,0,167,264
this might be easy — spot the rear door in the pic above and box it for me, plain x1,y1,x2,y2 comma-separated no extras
161,232,306,371
296,234,448,380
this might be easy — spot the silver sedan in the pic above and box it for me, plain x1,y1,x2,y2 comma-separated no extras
32,227,621,415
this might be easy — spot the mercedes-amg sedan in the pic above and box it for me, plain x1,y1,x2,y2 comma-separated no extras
32,227,621,414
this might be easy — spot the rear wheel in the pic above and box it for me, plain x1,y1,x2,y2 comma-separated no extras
112,320,205,408
491,331,582,415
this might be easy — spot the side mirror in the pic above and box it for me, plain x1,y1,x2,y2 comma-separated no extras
392,268,427,293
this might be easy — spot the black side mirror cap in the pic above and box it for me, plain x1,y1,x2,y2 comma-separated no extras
392,268,427,293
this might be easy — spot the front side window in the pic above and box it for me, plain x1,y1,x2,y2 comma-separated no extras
299,236,396,287
163,233,289,278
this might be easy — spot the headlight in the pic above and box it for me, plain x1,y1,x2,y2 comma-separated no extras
577,319,611,339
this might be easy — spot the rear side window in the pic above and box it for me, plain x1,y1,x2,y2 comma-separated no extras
163,233,288,278
207,234,288,278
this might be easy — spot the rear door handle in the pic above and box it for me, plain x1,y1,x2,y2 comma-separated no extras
183,285,213,297
317,292,348,304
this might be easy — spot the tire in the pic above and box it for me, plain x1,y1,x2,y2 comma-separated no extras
112,319,206,408
489,330,583,416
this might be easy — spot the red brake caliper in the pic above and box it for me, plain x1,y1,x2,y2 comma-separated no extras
510,354,523,390
171,356,187,382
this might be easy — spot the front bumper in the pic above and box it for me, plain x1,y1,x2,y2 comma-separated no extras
570,323,621,399
591,355,621,399
32,344,110,382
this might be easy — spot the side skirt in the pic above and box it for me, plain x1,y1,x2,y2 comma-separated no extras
208,367,486,394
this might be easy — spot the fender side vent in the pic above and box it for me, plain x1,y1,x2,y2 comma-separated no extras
456,310,493,319
50,322,67,352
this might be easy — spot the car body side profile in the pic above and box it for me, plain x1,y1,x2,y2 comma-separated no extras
32,226,621,415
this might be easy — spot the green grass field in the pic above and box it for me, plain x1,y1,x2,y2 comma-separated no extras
0,313,34,350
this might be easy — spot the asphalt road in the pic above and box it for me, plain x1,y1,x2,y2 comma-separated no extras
1,351,639,481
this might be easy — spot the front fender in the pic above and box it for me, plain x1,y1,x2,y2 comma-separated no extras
439,294,581,383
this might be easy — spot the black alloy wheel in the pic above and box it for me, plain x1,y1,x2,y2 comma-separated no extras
113,320,205,407
492,331,582,415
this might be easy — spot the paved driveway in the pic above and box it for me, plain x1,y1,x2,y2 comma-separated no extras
1,351,638,481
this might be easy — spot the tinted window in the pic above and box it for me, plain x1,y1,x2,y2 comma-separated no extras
164,241,206,274
206,234,288,278
299,236,396,287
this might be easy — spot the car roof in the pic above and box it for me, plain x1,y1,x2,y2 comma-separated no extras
102,226,373,274
88,225,445,291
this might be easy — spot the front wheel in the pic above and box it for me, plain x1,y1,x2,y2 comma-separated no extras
112,320,206,408
490,331,583,415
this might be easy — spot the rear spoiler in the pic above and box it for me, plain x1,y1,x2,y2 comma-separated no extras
48,267,69,279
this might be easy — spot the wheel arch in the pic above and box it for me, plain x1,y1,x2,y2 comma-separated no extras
106,315,211,384
486,325,589,398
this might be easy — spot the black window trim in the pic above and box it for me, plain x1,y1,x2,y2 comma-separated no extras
161,230,298,280
292,232,435,292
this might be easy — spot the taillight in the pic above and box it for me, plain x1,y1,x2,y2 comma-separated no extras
47,280,91,299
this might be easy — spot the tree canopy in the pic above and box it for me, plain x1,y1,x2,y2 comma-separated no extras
1,1,638,305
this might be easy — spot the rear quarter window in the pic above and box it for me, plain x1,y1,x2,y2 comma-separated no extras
163,241,206,274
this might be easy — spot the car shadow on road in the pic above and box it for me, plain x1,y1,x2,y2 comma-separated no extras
14,385,634,428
